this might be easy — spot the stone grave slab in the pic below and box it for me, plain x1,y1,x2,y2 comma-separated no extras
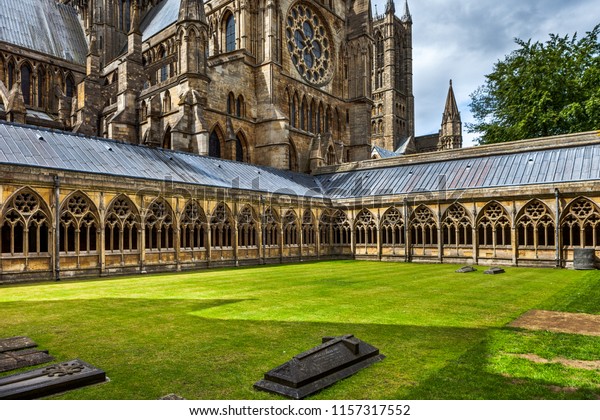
0,337,37,353
0,359,106,399
456,266,476,273
484,267,505,275
254,334,384,399
0,349,54,373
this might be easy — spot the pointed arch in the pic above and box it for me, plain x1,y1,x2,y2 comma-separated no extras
355,209,377,245
227,91,235,114
283,209,299,246
180,200,207,250
162,90,171,113
104,194,140,253
302,209,316,246
65,72,75,98
20,62,33,105
441,203,473,246
1,187,51,256
262,206,280,246
288,139,299,172
381,207,404,246
516,199,555,248
236,94,245,118
60,191,100,255
300,96,308,130
326,144,336,166
209,125,224,158
561,197,600,248
37,66,46,108
223,10,236,52
237,204,258,248
235,130,248,162
163,126,172,149
210,202,233,248
332,209,351,245
477,201,511,247
410,205,438,246
144,198,175,251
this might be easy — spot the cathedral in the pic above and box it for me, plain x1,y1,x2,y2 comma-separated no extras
1,0,597,284
0,0,461,173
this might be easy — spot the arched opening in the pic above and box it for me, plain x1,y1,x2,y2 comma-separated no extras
225,13,236,52
209,128,221,158
235,133,245,162
65,74,75,98
20,63,32,105
163,127,172,149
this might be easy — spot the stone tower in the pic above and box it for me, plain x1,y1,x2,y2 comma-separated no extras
439,80,462,150
371,0,414,152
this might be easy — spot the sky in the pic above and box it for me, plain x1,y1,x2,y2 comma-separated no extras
371,0,599,146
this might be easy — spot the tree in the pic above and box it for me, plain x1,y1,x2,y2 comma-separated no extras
468,24,600,144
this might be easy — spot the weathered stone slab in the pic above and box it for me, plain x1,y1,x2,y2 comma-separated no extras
0,349,54,373
484,267,505,274
0,359,106,399
159,393,186,400
0,337,37,353
456,266,476,273
254,335,385,399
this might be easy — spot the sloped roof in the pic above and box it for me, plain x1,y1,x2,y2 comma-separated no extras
0,0,87,65
0,121,325,199
318,133,600,199
141,0,181,41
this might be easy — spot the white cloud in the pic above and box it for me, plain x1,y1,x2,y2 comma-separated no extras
371,0,599,146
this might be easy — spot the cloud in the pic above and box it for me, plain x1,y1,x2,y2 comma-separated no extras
372,0,599,146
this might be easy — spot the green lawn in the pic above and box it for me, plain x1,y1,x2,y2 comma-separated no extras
1,261,599,399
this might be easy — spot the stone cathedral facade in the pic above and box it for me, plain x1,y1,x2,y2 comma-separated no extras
0,0,461,174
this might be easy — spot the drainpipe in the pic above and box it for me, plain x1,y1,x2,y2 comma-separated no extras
54,175,60,281
555,188,561,267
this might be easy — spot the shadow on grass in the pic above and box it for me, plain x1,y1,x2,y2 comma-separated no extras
1,297,598,400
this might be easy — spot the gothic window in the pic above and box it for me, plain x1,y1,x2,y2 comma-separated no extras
159,48,168,82
283,210,299,246
237,205,257,247
209,129,221,158
236,95,245,117
375,32,384,90
124,0,131,32
355,209,377,245
227,92,235,114
517,200,555,249
442,204,473,246
285,3,333,85
60,193,99,255
300,98,306,130
163,127,172,149
319,211,331,245
235,133,245,162
302,209,316,245
20,64,32,105
561,197,600,247
381,207,404,246
210,203,233,248
65,74,75,98
332,210,351,245
144,199,174,251
162,90,171,113
326,145,336,165
289,140,299,172
180,201,206,249
262,207,279,246
1,190,50,256
308,100,314,132
410,206,438,246
104,195,139,252
477,202,511,247
225,13,236,52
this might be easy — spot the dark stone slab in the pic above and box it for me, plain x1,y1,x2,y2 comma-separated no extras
254,335,385,399
0,359,106,399
484,267,505,275
456,266,476,273
0,349,54,373
0,337,37,353
573,248,596,270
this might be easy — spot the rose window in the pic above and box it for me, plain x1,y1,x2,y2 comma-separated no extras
286,3,332,85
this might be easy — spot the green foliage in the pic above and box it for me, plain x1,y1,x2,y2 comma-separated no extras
468,24,600,144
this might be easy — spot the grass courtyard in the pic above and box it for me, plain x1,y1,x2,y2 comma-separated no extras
1,260,600,399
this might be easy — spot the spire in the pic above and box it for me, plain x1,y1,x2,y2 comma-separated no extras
129,0,141,35
443,79,460,121
385,0,395,15
178,0,206,23
401,0,412,23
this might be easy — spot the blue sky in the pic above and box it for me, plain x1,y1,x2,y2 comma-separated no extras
371,0,599,146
